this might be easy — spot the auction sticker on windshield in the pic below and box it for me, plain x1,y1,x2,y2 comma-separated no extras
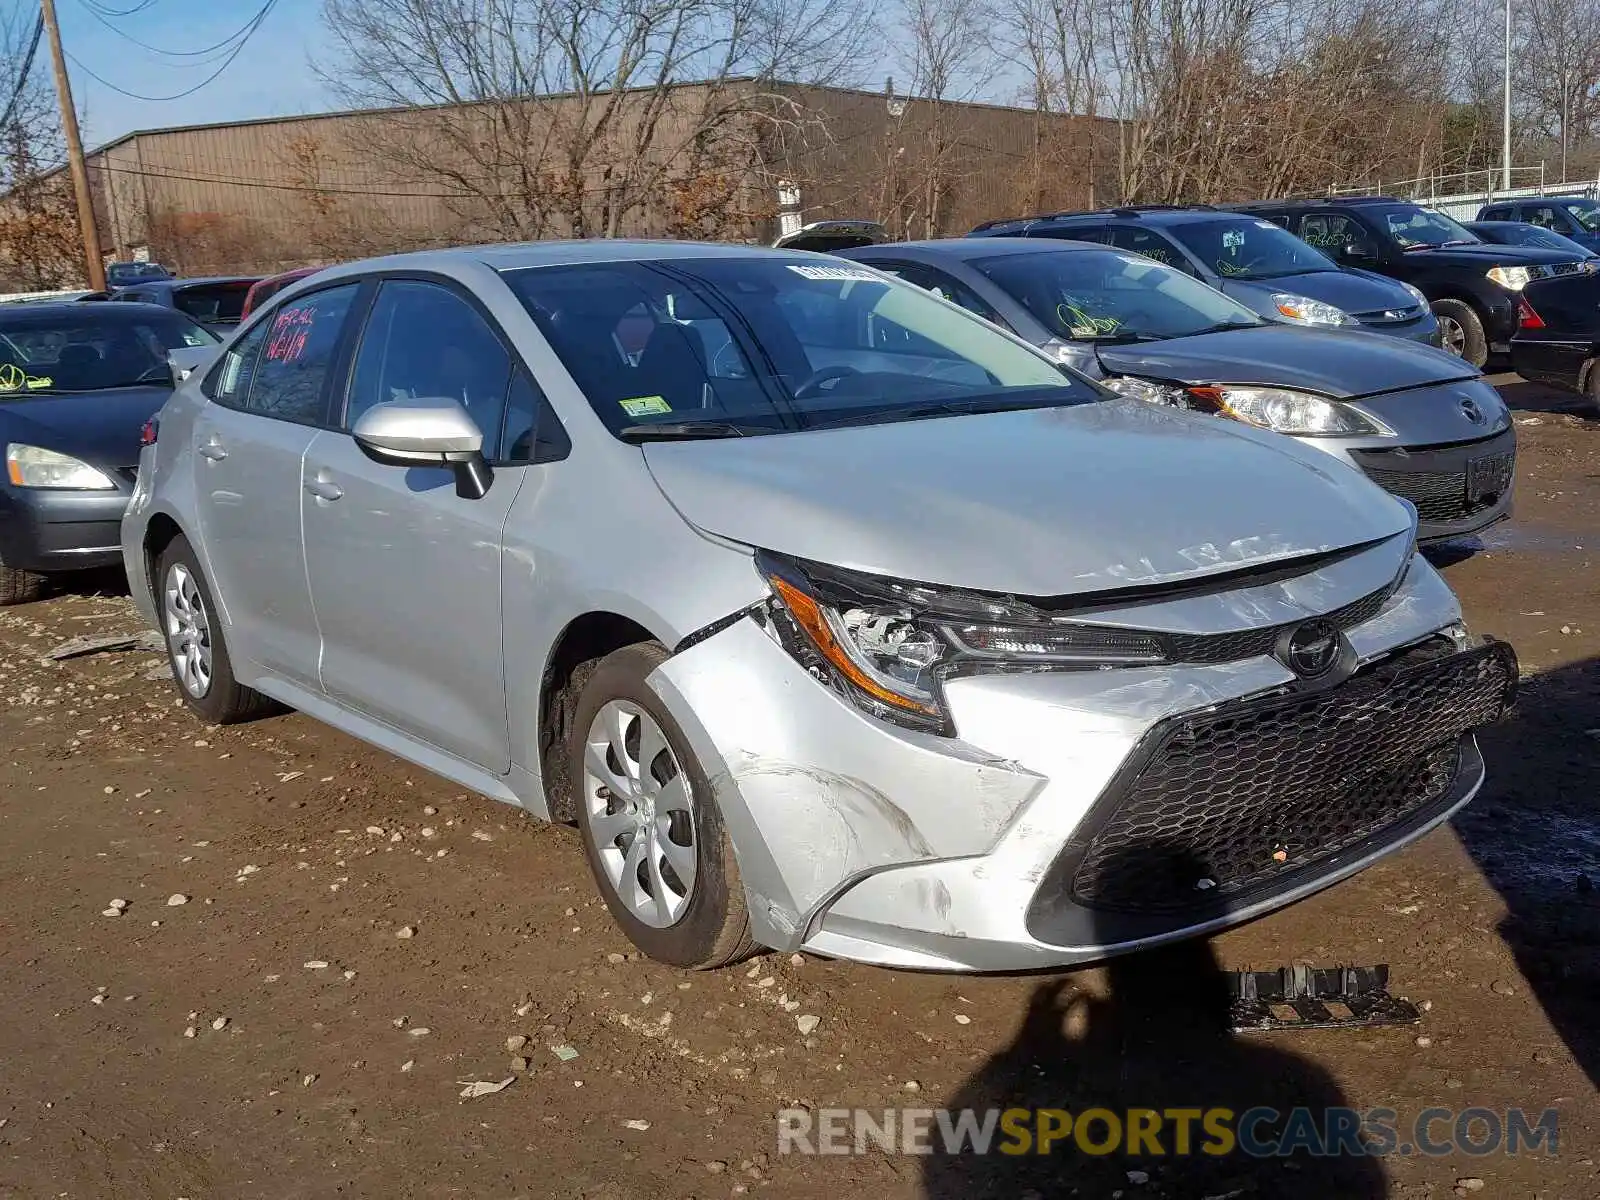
0,364,52,391
620,395,672,418
786,265,880,282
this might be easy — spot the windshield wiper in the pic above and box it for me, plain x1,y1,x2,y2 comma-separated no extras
616,420,769,442
1185,320,1262,335
813,396,1071,430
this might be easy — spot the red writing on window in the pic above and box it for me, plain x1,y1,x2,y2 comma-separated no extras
266,306,316,363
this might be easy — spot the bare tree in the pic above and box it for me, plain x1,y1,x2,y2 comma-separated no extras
318,0,872,241
0,8,81,290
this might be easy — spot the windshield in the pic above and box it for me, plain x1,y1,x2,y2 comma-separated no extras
107,262,169,285
972,249,1264,342
1485,223,1591,254
1166,218,1337,280
502,258,1101,436
1374,206,1480,249
174,282,252,325
0,309,217,394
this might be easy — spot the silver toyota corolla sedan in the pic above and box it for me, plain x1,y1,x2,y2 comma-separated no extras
122,241,1517,972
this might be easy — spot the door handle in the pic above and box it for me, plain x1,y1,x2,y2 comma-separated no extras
197,439,227,461
304,477,344,502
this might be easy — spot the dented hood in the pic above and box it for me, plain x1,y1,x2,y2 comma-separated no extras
642,401,1412,596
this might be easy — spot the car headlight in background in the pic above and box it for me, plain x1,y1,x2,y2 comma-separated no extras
5,444,116,489
757,553,1167,733
1270,293,1357,326
1486,265,1534,291
1401,281,1431,308
1103,378,1389,436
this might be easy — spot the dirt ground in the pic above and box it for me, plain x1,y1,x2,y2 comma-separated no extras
0,375,1595,1200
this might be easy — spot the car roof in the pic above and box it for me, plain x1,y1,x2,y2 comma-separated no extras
838,237,1104,262
976,206,1245,233
0,299,183,321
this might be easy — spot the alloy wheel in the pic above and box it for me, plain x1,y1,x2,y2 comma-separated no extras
580,700,697,928
163,562,213,698
1438,315,1467,357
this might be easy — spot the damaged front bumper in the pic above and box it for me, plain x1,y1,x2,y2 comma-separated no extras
648,549,1517,972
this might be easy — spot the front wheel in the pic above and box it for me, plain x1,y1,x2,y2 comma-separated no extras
1433,299,1488,369
570,642,755,969
0,565,45,606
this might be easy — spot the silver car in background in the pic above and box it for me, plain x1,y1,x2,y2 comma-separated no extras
122,242,1516,971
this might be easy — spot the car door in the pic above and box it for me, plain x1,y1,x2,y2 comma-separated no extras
191,282,362,687
300,276,541,772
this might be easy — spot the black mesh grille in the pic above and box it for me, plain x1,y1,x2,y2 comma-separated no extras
1363,460,1508,524
1160,583,1392,665
1067,640,1517,914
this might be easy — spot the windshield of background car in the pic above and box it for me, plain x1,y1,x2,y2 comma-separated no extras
0,309,216,395
174,282,252,325
1375,206,1480,249
1558,199,1600,231
1495,224,1591,253
971,249,1264,341
501,257,1101,434
107,263,169,285
1166,218,1338,280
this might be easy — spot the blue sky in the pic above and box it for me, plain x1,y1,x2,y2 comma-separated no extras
49,0,332,149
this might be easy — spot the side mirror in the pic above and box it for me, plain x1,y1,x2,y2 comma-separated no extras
352,397,494,500
1343,240,1373,260
167,345,213,386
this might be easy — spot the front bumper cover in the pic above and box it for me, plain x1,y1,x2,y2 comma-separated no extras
649,547,1509,971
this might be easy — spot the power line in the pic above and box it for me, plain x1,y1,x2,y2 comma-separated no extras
80,0,158,15
71,0,277,61
62,0,280,103
0,12,45,132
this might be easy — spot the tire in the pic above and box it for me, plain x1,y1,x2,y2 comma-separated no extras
1585,362,1600,419
569,642,755,969
155,535,276,725
1433,299,1488,369
0,564,45,606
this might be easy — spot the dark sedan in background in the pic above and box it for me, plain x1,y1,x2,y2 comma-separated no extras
1466,219,1599,261
110,276,260,335
0,302,217,604
831,237,1515,541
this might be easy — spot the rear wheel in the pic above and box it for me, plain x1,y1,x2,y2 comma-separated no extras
570,642,755,969
1433,299,1488,369
156,536,275,725
0,565,45,606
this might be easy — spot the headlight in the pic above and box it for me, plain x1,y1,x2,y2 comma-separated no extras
1270,293,1356,326
1100,376,1189,405
5,444,116,489
1401,281,1430,307
757,553,1167,733
1187,386,1390,436
1486,265,1533,291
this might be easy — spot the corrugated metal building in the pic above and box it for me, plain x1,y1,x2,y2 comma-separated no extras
72,81,1113,276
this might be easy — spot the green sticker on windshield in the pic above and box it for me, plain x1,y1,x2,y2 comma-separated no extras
620,395,672,418
0,363,51,392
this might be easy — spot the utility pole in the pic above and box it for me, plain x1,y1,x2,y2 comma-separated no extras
40,0,105,292
1502,0,1512,192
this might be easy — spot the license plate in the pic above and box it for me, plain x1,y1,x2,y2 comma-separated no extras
1466,451,1513,501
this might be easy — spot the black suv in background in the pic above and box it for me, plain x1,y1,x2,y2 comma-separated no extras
1224,196,1596,368
969,206,1440,346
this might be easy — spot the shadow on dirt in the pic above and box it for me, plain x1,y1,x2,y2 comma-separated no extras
1453,653,1600,1090
1492,375,1599,421
922,849,1387,1199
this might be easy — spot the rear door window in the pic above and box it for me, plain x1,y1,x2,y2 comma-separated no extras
243,285,361,425
1101,227,1197,276
174,283,252,325
1298,212,1375,256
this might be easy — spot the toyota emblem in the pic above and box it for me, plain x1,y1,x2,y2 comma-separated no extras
1280,619,1341,678
1459,397,1485,424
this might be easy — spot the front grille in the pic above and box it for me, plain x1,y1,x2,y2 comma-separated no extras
1160,582,1392,665
1363,464,1502,524
1352,305,1424,325
1066,640,1517,915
